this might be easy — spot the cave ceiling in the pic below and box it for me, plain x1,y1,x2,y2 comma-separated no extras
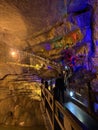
0,0,96,79
0,0,81,57
0,0,68,78
0,0,66,48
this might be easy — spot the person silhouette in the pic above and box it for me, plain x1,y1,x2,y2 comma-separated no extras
55,74,65,103
45,81,48,89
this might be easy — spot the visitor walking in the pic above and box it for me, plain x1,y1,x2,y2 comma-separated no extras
55,74,65,103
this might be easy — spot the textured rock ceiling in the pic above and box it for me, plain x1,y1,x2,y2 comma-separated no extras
0,0,97,79
0,0,66,49
0,0,66,78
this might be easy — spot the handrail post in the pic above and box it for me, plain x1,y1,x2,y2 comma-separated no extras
52,93,55,130
64,114,72,130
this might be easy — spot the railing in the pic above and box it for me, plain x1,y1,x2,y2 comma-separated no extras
69,81,98,119
41,85,83,130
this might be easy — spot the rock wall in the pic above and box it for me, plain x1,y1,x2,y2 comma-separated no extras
92,0,98,72
66,0,98,72
0,80,42,126
0,96,41,126
0,0,66,78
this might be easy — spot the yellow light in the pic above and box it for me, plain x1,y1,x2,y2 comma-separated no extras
11,51,17,57
11,51,16,56
36,64,39,68
35,64,40,70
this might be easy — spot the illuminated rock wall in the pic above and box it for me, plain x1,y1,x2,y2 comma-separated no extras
0,80,41,126
67,0,98,72
0,0,66,78
92,1,98,72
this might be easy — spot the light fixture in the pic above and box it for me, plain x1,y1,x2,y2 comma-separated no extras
11,51,16,56
65,66,68,69
69,91,74,97
10,50,18,58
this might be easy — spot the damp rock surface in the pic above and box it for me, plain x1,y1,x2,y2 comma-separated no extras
0,80,45,129
0,95,45,127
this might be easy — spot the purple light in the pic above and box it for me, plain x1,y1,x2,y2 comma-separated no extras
47,66,52,69
44,43,51,51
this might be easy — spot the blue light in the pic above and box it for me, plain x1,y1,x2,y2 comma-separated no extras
95,40,98,46
69,91,74,97
94,103,98,113
65,66,68,69
67,0,88,13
